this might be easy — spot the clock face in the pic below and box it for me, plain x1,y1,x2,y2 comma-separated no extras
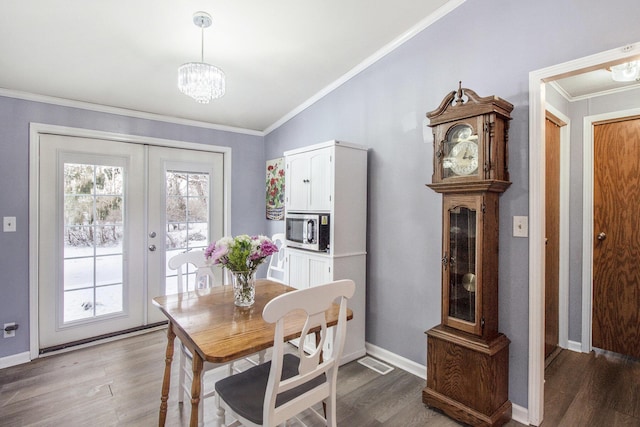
449,140,478,176
442,124,479,178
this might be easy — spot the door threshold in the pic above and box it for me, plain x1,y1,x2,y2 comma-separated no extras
39,322,167,357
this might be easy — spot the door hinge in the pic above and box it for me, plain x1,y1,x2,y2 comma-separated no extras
482,203,486,214
481,317,485,329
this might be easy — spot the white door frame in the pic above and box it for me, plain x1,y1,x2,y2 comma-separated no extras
29,123,232,360
528,42,640,425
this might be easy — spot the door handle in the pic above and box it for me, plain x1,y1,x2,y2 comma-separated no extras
597,232,606,241
148,244,157,251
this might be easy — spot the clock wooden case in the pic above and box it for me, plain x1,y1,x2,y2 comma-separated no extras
423,84,513,427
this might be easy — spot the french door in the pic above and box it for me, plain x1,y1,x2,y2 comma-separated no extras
37,134,224,350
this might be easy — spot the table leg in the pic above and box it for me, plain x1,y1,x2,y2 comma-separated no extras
190,352,204,427
159,323,176,427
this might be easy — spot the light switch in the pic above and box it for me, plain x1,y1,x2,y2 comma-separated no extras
513,216,528,238
3,216,16,232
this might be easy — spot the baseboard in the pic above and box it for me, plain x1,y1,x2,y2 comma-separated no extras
511,403,528,425
339,347,367,366
0,351,30,369
365,342,426,379
364,341,529,425
567,340,582,353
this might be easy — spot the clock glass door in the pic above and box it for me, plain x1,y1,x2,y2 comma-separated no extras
443,195,480,334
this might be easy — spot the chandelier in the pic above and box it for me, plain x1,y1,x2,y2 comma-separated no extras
178,12,225,103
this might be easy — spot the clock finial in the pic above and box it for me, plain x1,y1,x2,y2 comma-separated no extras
455,81,464,105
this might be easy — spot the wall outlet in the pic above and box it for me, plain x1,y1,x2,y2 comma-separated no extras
513,216,529,238
4,322,17,338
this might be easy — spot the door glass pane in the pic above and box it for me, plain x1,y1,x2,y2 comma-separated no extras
448,206,476,323
164,170,210,293
63,162,125,323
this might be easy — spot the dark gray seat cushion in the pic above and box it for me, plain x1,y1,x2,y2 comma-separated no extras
215,353,326,424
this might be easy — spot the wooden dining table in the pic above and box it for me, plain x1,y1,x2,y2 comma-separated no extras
152,279,352,427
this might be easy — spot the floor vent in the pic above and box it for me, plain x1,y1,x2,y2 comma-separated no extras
357,356,394,375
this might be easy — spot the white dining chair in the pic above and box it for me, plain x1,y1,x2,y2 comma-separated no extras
266,233,286,283
167,250,235,422
214,279,355,427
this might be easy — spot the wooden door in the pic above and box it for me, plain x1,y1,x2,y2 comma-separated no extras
593,117,640,359
545,114,561,358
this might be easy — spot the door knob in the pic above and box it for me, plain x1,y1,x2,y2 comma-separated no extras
597,232,606,241
149,244,157,251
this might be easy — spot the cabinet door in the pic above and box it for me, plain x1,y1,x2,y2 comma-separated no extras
287,250,332,289
308,254,332,286
288,250,310,289
308,149,332,211
286,148,332,212
286,154,310,212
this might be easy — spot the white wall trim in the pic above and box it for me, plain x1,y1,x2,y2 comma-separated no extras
365,342,426,379
567,340,583,353
547,80,640,103
528,41,640,426
264,0,467,134
0,88,263,137
581,107,640,354
0,351,30,369
511,404,529,426
28,123,233,360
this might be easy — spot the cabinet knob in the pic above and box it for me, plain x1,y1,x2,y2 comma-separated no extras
597,232,606,241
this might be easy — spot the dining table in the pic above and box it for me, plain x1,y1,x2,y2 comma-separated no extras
152,278,352,427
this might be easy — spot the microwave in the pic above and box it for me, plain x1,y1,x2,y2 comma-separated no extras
285,213,330,252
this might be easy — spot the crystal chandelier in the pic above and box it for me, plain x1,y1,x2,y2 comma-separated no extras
178,12,225,103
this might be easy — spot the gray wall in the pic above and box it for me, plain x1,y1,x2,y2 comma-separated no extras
0,96,264,358
2,0,640,414
265,0,640,409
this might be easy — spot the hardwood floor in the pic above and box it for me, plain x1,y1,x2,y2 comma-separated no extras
0,330,526,426
542,348,640,426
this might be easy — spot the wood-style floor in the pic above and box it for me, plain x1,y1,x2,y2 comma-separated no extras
0,330,526,426
542,348,640,426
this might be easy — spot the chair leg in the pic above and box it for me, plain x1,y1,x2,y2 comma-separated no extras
325,395,337,427
215,394,226,427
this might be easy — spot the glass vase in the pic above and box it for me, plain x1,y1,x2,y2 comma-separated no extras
230,270,256,307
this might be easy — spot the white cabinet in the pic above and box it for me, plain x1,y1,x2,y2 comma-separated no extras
285,147,332,212
287,249,331,289
283,140,368,365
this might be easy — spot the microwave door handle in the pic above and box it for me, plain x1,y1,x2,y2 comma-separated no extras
307,220,315,243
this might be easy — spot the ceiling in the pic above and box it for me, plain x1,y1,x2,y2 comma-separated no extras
0,0,455,133
551,67,640,100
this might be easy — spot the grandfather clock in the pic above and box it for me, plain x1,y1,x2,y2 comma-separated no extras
422,83,513,426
